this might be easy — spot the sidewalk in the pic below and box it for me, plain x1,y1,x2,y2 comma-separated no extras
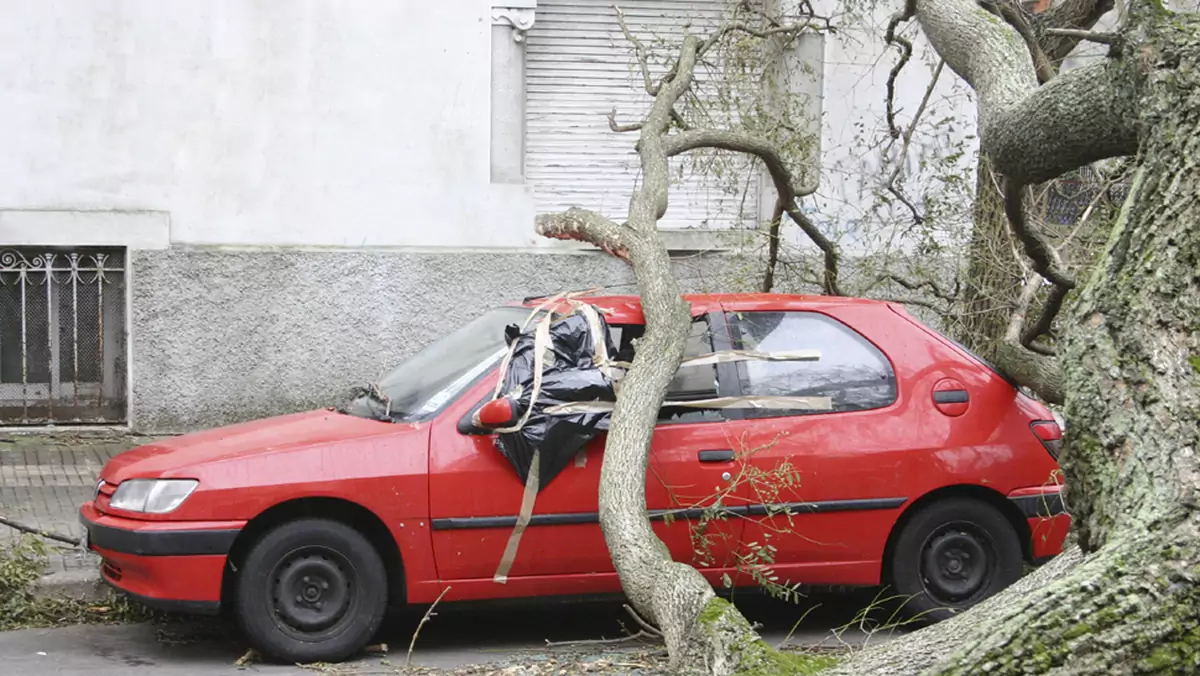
0,432,158,597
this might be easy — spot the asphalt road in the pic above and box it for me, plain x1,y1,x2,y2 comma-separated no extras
0,591,905,674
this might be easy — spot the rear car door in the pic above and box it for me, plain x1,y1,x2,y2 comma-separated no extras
719,304,910,587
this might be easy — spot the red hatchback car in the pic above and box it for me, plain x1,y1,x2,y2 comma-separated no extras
79,294,1069,663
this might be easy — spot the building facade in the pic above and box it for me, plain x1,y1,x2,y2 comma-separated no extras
0,0,976,432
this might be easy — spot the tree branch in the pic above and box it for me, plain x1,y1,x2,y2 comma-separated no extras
761,198,787,293
536,208,638,262
0,516,81,546
614,5,658,96
1002,179,1074,290
1043,27,1121,44
884,0,918,139
608,108,644,133
1039,0,1116,63
916,0,1139,186
863,271,958,303
663,128,841,295
977,0,1057,84
884,58,945,226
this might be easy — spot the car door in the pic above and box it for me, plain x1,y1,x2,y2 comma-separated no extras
426,306,748,585
719,304,910,587
642,309,749,578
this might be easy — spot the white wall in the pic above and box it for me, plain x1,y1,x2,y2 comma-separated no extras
0,0,545,249
0,0,1021,256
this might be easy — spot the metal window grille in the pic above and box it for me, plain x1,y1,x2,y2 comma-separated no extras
0,247,127,424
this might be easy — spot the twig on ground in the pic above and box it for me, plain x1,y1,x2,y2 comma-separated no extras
623,603,664,637
543,604,666,649
0,516,81,546
407,586,451,668
544,630,663,649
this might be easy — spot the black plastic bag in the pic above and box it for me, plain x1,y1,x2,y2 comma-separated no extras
492,309,618,491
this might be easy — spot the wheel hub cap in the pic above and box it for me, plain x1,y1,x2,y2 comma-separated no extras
272,553,352,633
921,530,990,603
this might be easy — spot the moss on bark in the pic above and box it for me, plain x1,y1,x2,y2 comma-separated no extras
695,598,838,676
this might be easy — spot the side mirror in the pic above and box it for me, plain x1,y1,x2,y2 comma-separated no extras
474,398,517,430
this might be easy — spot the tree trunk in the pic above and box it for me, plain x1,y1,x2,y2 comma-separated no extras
537,31,804,675
834,11,1200,674
957,158,1023,362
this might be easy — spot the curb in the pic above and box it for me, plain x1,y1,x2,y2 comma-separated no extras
35,566,108,603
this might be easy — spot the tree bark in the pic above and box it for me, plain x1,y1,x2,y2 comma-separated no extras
835,8,1200,675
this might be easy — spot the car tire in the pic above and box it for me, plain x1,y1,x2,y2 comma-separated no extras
234,518,387,664
887,498,1024,625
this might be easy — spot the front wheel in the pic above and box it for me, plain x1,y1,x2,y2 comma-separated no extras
887,498,1024,625
234,518,387,663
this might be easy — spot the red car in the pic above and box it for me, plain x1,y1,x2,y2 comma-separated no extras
79,293,1068,663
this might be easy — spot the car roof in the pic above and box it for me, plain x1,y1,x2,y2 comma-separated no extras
513,292,893,324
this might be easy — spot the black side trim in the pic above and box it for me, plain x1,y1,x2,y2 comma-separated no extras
1009,492,1067,518
104,580,221,616
81,511,240,557
742,497,908,516
933,390,969,404
431,497,909,531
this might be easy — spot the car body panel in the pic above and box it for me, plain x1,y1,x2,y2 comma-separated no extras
79,293,1071,614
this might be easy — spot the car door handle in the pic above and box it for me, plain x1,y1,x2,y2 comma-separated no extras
698,449,736,463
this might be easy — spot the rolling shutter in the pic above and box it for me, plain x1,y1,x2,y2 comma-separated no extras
525,0,762,230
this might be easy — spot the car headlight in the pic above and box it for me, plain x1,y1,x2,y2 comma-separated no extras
109,479,199,514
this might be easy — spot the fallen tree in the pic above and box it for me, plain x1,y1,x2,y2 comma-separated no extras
537,0,1199,673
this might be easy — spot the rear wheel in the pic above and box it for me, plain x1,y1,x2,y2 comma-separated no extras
235,518,387,663
887,498,1024,624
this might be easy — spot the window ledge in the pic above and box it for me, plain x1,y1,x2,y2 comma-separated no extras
0,210,171,250
659,228,753,255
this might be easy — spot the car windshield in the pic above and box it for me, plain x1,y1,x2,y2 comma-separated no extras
343,306,536,423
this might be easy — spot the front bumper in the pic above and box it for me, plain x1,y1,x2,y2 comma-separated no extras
1006,486,1071,563
79,502,246,614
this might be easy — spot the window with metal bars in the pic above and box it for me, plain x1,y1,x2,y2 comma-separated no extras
0,247,127,424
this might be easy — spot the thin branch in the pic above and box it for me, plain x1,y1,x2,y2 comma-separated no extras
761,198,788,293
608,108,644,133
1002,179,1075,290
663,130,815,195
863,272,958,303
884,0,918,139
0,516,81,546
613,5,658,96
1039,0,1117,63
1001,179,1075,356
884,59,945,225
545,631,661,649
1043,27,1121,44
406,586,451,667
1005,273,1044,344
623,603,665,637
698,21,824,59
660,127,841,295
669,107,691,130
784,205,842,296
